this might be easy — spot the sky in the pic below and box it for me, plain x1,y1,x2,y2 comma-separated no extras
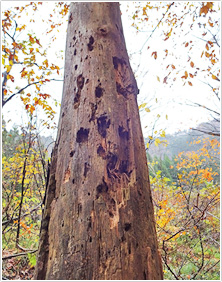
2,1,221,140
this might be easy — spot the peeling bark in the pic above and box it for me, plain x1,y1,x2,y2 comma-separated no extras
35,2,163,280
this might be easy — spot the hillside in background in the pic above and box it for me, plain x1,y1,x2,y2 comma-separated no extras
146,120,220,159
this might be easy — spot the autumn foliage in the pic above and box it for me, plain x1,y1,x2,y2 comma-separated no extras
149,137,220,279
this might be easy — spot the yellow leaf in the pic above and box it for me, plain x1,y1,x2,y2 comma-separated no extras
148,136,153,140
166,115,168,120
139,103,147,109
145,108,150,112
146,143,149,148
6,65,12,73
157,76,160,82
154,139,160,147
9,60,13,66
160,130,165,137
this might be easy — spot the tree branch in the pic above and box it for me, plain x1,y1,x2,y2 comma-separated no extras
2,249,38,260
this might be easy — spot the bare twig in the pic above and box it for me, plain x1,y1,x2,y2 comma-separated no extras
2,249,38,260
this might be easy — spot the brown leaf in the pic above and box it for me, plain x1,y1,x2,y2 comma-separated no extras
200,2,213,16
189,73,194,78
163,76,168,84
185,42,189,47
205,44,209,51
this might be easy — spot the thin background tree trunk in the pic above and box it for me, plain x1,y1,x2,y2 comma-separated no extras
35,2,163,280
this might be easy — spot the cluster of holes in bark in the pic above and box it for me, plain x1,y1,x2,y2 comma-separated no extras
97,145,106,159
89,103,97,122
106,152,130,178
95,84,104,98
74,74,85,109
76,128,89,143
97,115,110,138
108,197,116,218
77,203,82,217
96,177,108,198
118,125,129,140
97,25,108,36
143,271,147,280
124,222,131,232
116,83,135,98
87,35,94,51
113,56,135,98
68,13,73,23
84,162,90,177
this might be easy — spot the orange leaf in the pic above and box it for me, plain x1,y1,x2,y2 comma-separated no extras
185,71,188,79
189,73,194,78
190,61,194,68
188,81,192,86
208,19,214,27
29,105,35,114
205,52,210,58
29,35,35,44
185,42,189,47
151,51,157,60
200,2,213,16
205,44,209,51
3,89,7,96
30,48,34,53
212,74,219,81
172,65,175,69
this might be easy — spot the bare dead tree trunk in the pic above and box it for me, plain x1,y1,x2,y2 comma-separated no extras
35,2,163,280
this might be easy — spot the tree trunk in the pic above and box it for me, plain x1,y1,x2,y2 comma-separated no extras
35,2,163,280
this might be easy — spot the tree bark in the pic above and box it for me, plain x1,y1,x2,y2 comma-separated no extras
35,2,163,280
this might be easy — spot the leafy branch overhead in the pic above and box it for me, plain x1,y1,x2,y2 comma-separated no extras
2,2,68,126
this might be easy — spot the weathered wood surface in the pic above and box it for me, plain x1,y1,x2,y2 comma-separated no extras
35,2,163,280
